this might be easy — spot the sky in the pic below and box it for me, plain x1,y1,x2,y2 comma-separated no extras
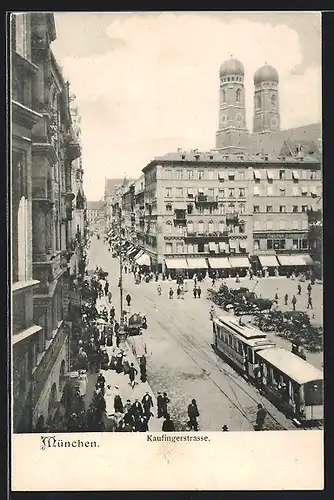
51,12,322,200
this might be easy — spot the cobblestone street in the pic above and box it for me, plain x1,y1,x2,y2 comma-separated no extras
86,236,324,431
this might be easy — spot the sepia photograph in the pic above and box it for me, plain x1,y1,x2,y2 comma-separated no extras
10,11,323,490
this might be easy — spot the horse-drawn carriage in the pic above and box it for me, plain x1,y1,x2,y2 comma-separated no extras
124,313,147,337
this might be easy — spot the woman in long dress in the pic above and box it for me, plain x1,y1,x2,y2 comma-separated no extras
78,370,88,397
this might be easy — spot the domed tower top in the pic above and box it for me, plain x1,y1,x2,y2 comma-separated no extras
254,63,279,84
219,57,244,78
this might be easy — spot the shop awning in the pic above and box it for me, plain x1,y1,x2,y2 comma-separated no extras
277,254,307,266
186,258,208,269
229,240,238,250
127,246,138,256
133,249,144,260
135,253,151,266
209,242,217,252
208,257,231,269
218,241,227,252
165,258,188,269
126,245,135,254
300,254,314,266
258,255,280,268
228,256,251,268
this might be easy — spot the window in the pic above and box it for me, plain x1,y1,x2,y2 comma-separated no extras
310,171,316,180
166,203,173,212
229,188,235,198
187,244,194,254
254,239,260,251
279,186,286,196
228,203,235,213
292,205,298,213
279,220,286,230
302,238,308,249
254,220,260,230
218,188,224,199
279,205,286,213
176,187,183,198
208,188,214,198
292,170,299,181
218,221,225,232
253,186,260,196
253,205,260,213
187,204,193,214
187,170,194,179
239,188,245,197
165,187,172,198
187,220,194,233
301,186,308,195
187,188,194,198
198,170,204,179
198,242,205,253
228,172,235,181
198,206,204,214
12,149,27,283
208,170,214,180
266,205,273,213
239,203,245,214
219,203,225,215
165,169,172,180
166,221,172,234
209,206,215,215
292,219,299,230
292,186,299,196
236,88,241,103
301,205,308,212
176,170,183,179
301,219,308,230
279,170,285,180
165,243,173,253
198,221,204,233
267,220,273,230
12,14,28,58
218,171,225,181
239,224,245,234
292,239,298,250
208,220,215,233
267,239,273,250
176,242,184,254
222,90,226,103
256,95,261,109
271,94,276,110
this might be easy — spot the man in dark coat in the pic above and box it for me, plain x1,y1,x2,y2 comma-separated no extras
110,306,115,320
126,293,132,307
142,392,154,418
162,413,175,432
197,286,202,298
187,399,200,431
131,399,143,419
162,392,170,418
114,393,124,413
255,403,267,430
128,362,138,388
157,392,164,418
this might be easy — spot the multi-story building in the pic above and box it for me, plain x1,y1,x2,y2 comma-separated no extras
121,182,135,241
86,201,103,227
11,13,83,432
104,177,124,228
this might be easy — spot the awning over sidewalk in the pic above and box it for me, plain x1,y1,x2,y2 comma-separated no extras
208,257,231,269
228,256,251,268
127,246,138,257
126,245,135,255
258,255,280,268
135,253,151,266
277,254,308,266
300,254,314,265
165,258,189,269
133,249,144,260
186,258,208,269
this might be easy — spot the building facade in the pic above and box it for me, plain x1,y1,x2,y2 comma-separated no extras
86,201,104,228
11,13,83,432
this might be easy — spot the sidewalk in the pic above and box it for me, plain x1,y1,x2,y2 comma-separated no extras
96,295,162,432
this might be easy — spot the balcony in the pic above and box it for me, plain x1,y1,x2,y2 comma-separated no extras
33,253,64,294
32,176,53,205
226,212,239,224
184,230,229,239
64,135,81,162
195,195,218,206
173,211,187,226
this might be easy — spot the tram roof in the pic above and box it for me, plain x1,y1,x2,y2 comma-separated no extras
257,348,323,385
216,315,267,340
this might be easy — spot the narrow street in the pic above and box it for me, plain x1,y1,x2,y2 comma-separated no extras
86,235,301,432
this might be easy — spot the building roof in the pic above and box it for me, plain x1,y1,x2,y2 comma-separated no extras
254,63,279,84
220,58,244,77
86,201,104,210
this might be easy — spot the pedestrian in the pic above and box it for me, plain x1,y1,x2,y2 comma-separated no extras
124,265,127,274
187,399,200,431
297,284,302,295
115,352,123,374
114,392,124,413
193,286,197,299
108,291,112,304
104,281,109,296
222,425,229,431
255,403,267,431
177,286,181,299
162,392,170,418
291,295,297,311
212,277,216,287
284,293,288,306
307,295,313,309
235,273,240,283
138,416,149,432
209,305,215,321
139,356,147,382
307,282,312,296
162,413,175,432
128,362,138,388
131,399,143,419
157,284,162,296
197,286,202,299
142,392,154,418
124,399,132,414
126,293,131,307
274,289,279,301
110,305,115,320
169,287,174,299
114,320,120,335
157,392,164,418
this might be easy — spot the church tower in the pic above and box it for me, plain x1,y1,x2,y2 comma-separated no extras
215,56,249,150
253,63,280,134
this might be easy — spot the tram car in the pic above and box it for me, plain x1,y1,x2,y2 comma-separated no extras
254,348,323,424
125,313,147,337
212,314,276,379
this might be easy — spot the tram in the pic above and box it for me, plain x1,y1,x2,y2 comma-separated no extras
212,314,324,424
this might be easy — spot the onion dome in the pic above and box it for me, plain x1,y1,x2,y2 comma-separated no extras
219,58,244,78
254,63,279,84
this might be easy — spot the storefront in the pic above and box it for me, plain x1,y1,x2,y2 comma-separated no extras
186,257,209,279
257,255,280,276
164,258,189,279
228,256,251,277
207,257,231,278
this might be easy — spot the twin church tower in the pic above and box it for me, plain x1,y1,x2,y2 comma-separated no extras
215,57,280,150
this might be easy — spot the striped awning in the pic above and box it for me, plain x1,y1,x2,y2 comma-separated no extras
228,256,251,268
136,253,151,266
165,258,188,269
133,249,144,260
277,254,307,266
126,245,135,255
258,255,280,268
208,257,231,269
186,258,208,269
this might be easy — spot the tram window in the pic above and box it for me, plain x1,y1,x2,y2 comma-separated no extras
237,341,243,355
248,348,253,363
228,334,232,346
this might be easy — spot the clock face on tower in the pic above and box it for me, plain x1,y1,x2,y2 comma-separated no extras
220,114,227,127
